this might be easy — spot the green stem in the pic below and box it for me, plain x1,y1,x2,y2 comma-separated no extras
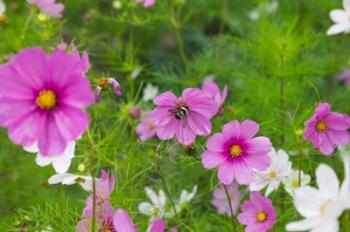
174,25,189,70
223,184,235,232
91,175,96,232
159,174,177,216
342,211,349,232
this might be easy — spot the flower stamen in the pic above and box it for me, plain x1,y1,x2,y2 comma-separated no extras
230,145,242,157
36,90,57,110
256,211,267,222
316,120,328,132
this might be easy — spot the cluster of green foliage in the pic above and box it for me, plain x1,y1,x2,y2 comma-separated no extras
0,0,349,231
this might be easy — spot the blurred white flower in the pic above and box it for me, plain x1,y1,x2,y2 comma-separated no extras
112,0,122,9
143,83,159,101
286,163,350,232
250,149,292,196
0,0,5,14
282,169,311,197
249,1,278,21
175,185,197,212
327,0,350,35
40,226,53,232
48,173,93,191
24,142,76,174
138,187,171,220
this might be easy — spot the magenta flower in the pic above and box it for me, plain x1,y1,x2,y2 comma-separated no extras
113,209,137,232
238,191,276,232
95,77,122,102
338,69,350,85
136,0,156,8
304,102,350,155
136,112,157,141
0,47,94,156
201,120,272,185
150,88,218,146
148,218,177,232
27,0,64,18
211,182,242,216
202,78,228,111
130,106,141,119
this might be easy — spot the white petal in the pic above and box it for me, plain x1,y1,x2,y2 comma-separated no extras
158,190,167,208
138,202,153,215
250,174,269,191
316,164,339,199
343,0,350,12
286,218,323,231
311,219,339,232
24,142,39,153
80,178,93,191
35,154,52,166
294,187,323,217
48,173,73,184
145,187,160,206
327,23,350,35
52,155,72,174
330,9,348,23
0,0,5,14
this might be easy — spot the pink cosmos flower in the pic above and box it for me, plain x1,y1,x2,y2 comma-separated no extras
136,0,156,8
136,112,157,141
0,47,94,156
96,170,115,200
238,191,276,232
202,78,228,112
27,0,64,18
150,88,218,146
148,218,177,232
211,182,242,216
130,107,141,119
304,102,350,155
201,120,272,185
95,77,122,102
338,69,350,85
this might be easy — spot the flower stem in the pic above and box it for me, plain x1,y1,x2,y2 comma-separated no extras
223,184,235,232
174,25,189,70
159,173,178,216
279,42,286,148
91,175,96,232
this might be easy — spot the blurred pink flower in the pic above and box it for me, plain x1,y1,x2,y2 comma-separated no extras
238,191,276,232
201,120,272,185
202,78,228,111
211,182,242,216
338,69,350,85
148,218,177,232
96,170,115,201
95,77,122,102
136,0,156,8
304,102,350,155
130,107,141,118
150,88,218,146
136,112,157,141
0,47,94,156
27,0,64,18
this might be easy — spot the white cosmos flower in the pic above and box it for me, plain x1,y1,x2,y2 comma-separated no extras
175,185,197,212
250,148,292,196
48,173,93,191
138,187,172,220
286,163,350,232
327,0,350,35
0,0,5,14
142,83,158,101
248,1,278,21
24,142,76,174
283,169,311,197
339,145,350,209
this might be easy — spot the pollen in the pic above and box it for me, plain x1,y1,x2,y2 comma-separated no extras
268,170,277,178
292,179,300,188
256,211,267,222
36,90,57,110
319,198,332,215
316,120,328,132
230,145,242,157
98,78,109,88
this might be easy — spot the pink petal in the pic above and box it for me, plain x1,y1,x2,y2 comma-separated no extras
240,119,259,139
187,111,212,136
244,153,271,171
206,133,226,152
218,160,235,185
328,130,350,146
157,118,177,140
222,120,240,140
318,133,335,155
201,150,226,168
175,120,196,145
153,91,177,107
232,161,255,185
149,218,165,232
327,112,350,130
113,209,137,232
246,137,272,155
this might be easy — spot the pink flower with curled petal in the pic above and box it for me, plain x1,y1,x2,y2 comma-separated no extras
202,78,228,111
27,0,64,18
136,0,156,8
95,77,122,102
150,88,218,146
211,182,242,216
148,218,177,232
304,102,350,156
238,191,276,232
0,47,94,157
201,120,272,185
96,170,115,201
113,209,138,232
136,112,157,141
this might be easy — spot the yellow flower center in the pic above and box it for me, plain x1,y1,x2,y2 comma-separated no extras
147,123,155,130
151,208,160,216
256,211,267,222
230,145,242,157
316,120,328,132
98,78,109,88
319,198,332,215
228,193,234,200
268,170,277,178
74,177,85,184
36,90,57,110
0,14,6,23
292,179,300,188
